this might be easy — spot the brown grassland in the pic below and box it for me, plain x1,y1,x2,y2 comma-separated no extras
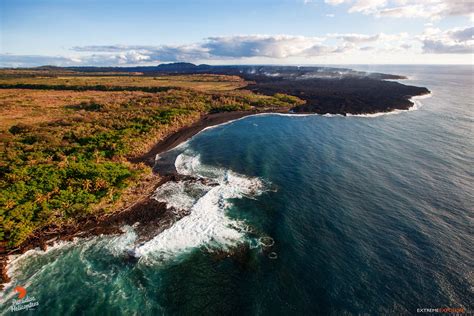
0,73,247,91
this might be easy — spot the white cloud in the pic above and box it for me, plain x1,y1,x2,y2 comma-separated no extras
333,33,381,43
325,0,474,20
325,0,388,14
72,43,210,62
349,0,388,14
203,35,322,58
330,32,409,45
451,27,474,41
325,0,347,5
0,54,81,67
420,26,474,53
378,4,442,18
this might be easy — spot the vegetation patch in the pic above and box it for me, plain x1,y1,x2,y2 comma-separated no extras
0,72,304,248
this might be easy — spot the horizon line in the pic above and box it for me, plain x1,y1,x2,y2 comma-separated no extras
1,63,473,69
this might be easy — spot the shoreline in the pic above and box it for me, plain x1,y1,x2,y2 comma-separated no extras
0,109,277,289
129,110,268,167
0,91,431,289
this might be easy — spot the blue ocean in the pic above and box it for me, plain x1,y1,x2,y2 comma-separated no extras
1,65,472,315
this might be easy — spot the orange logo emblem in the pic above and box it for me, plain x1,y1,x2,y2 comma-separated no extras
14,286,27,299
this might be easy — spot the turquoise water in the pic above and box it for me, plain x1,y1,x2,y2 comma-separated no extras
1,65,473,315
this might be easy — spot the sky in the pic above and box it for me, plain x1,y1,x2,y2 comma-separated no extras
0,0,473,67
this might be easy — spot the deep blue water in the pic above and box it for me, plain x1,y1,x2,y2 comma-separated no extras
1,65,472,315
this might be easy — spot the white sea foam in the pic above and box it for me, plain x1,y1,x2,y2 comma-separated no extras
152,180,210,212
410,92,432,108
103,226,138,256
174,151,203,176
347,92,432,118
346,111,403,118
242,92,432,119
132,152,266,261
0,238,80,305
226,95,431,121
6,240,75,277
2,226,138,301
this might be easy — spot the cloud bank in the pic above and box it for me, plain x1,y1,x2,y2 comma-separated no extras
0,29,471,67
72,35,335,62
1,35,342,66
67,33,408,64
421,26,474,53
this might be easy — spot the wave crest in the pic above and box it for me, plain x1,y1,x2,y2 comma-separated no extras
132,151,267,262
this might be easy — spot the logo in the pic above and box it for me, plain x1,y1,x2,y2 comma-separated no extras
14,286,26,299
417,307,467,314
10,285,39,312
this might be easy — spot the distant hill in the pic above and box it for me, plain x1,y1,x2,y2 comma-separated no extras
30,62,405,80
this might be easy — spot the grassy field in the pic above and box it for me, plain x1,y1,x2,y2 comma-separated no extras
0,72,247,92
0,71,303,248
0,68,142,77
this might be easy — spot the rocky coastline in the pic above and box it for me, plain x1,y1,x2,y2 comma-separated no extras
0,66,431,289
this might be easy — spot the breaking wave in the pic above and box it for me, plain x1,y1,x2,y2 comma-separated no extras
132,150,267,262
346,93,432,118
1,226,138,306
